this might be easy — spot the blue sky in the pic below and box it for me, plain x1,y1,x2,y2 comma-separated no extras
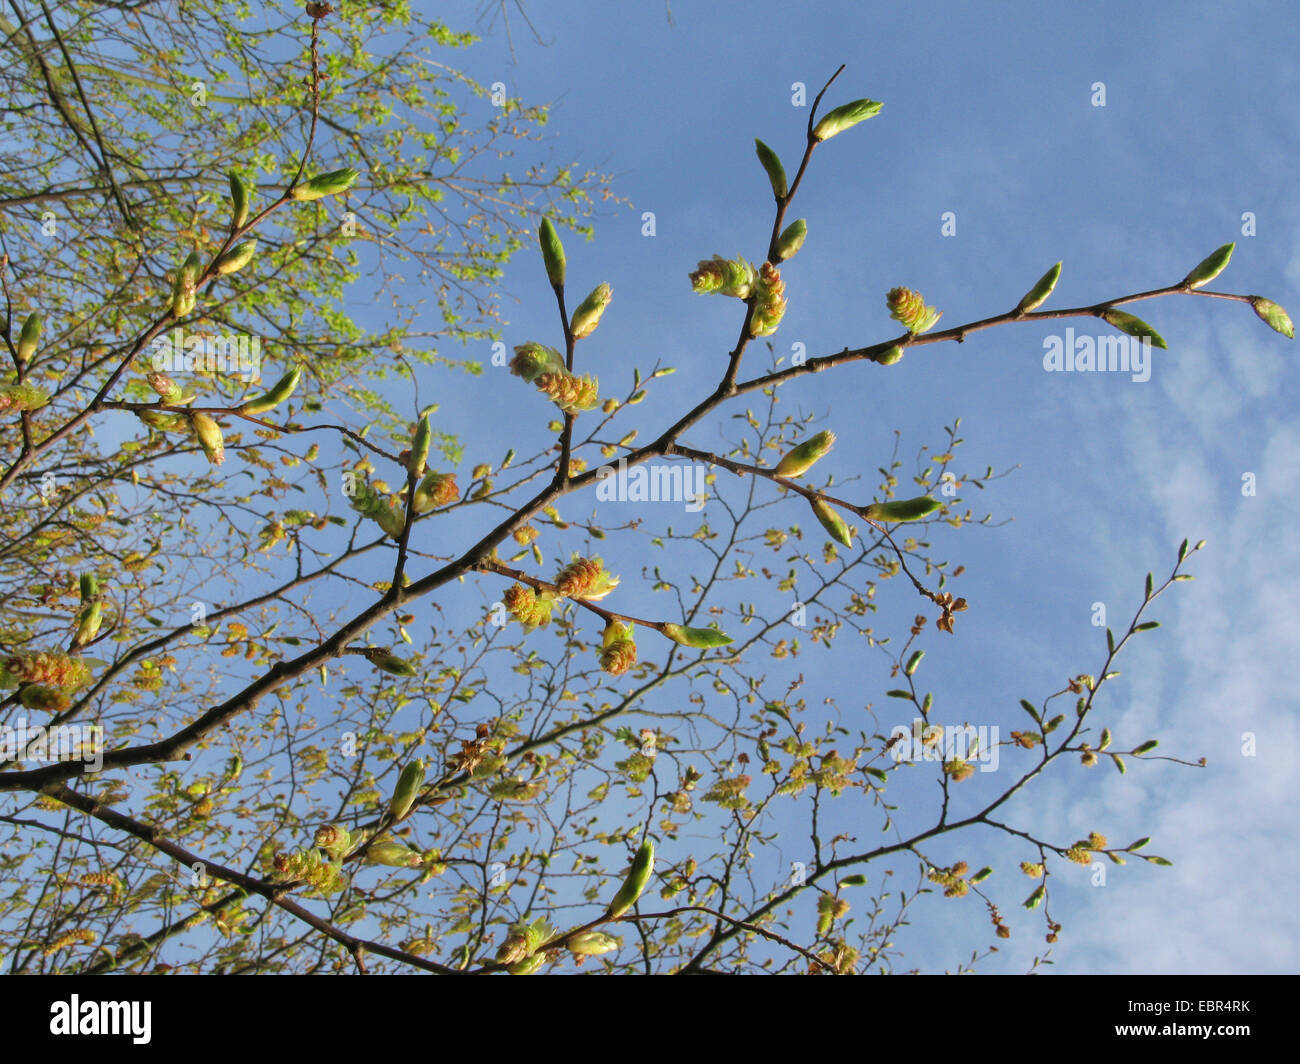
408,0,1300,972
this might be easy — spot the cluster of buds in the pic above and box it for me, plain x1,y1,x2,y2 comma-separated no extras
272,848,346,896
943,758,976,782
749,261,787,337
554,554,619,601
504,584,556,632
510,343,599,415
2,651,91,690
348,477,404,538
689,255,758,299
933,591,968,634
314,823,354,860
887,286,942,334
0,382,50,413
598,620,637,676
816,893,850,937
927,861,971,898
18,685,71,712
496,916,557,973
412,471,458,514
570,283,612,339
146,371,184,403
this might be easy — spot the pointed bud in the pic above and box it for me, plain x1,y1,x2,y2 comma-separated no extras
754,138,788,199
607,838,655,917
775,219,807,262
214,239,257,276
661,623,733,649
136,409,184,432
775,430,834,478
887,287,942,334
812,98,883,141
570,283,612,339
239,367,301,416
1251,296,1294,338
874,345,904,366
229,172,251,229
538,217,566,287
388,759,425,821
1100,308,1167,350
187,411,225,466
864,496,942,523
408,413,431,477
72,573,102,649
363,648,417,677
290,167,360,201
569,931,622,956
1182,242,1234,289
364,841,422,868
1017,262,1062,312
809,497,853,547
147,372,184,403
171,251,202,317
17,312,40,362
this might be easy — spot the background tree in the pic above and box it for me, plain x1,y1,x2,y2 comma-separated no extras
0,3,1291,974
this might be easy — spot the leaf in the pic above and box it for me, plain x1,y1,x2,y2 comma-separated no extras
1100,308,1167,349
1017,261,1062,312
1181,242,1234,289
